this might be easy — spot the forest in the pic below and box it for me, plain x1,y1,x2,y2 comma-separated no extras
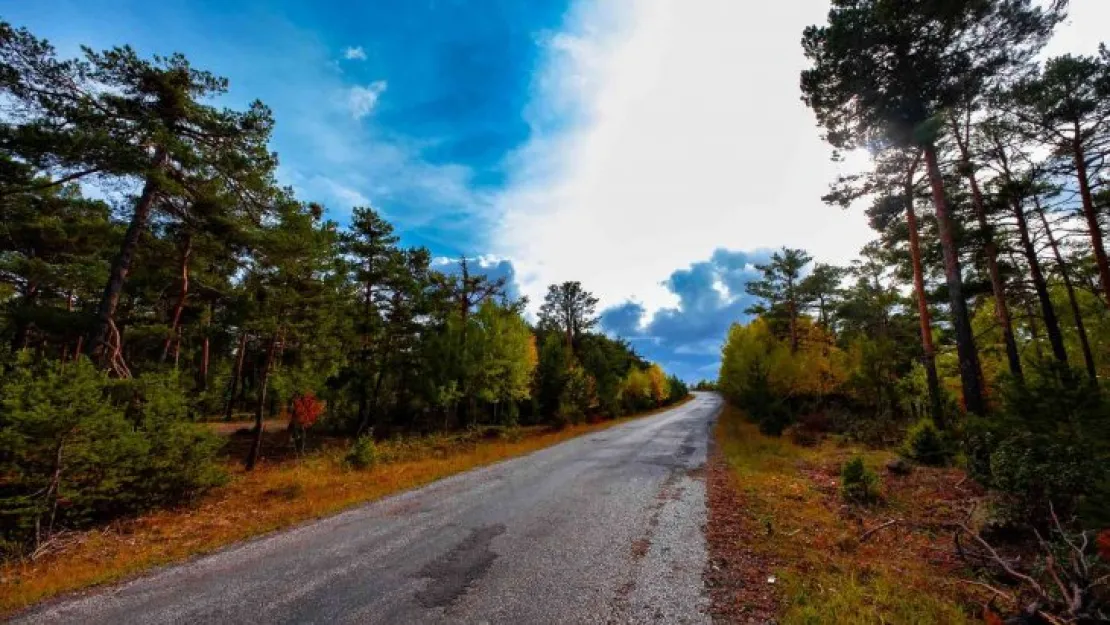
714,1,1109,621
0,22,689,557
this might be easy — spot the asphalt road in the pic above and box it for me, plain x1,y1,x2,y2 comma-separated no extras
16,392,722,625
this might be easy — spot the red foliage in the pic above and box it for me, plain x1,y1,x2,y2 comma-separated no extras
983,607,1004,625
290,392,324,429
1097,529,1110,562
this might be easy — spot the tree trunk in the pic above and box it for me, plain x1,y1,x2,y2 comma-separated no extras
224,331,248,421
37,437,66,549
787,297,799,353
198,304,211,391
1035,199,1097,381
904,166,945,427
88,149,166,362
11,282,37,351
951,121,1022,381
1012,198,1068,366
1073,130,1110,308
245,333,278,471
161,234,193,362
922,143,985,415
199,335,210,391
356,266,375,433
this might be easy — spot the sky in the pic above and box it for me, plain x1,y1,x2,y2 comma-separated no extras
4,0,1107,381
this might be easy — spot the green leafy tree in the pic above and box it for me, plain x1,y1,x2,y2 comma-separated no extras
470,300,537,423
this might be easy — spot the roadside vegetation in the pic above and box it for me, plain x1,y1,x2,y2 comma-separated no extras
0,400,688,615
710,1,1110,622
708,405,978,624
0,20,690,608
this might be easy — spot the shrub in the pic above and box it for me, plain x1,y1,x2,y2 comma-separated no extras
902,419,948,466
966,365,1110,528
840,456,880,504
789,410,830,446
0,356,223,551
787,425,820,447
739,364,792,436
290,391,324,454
345,435,377,469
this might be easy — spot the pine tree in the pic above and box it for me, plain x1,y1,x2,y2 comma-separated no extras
1007,48,1110,307
538,282,599,351
745,247,812,353
800,0,1063,414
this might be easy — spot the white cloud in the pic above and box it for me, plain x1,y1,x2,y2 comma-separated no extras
323,179,371,208
493,0,1109,320
347,81,387,119
494,0,872,318
343,46,367,61
1041,0,1110,58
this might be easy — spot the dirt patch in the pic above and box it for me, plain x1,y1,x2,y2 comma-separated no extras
414,524,506,608
704,445,778,624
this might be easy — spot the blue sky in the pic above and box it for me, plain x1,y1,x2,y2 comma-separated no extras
6,0,1107,381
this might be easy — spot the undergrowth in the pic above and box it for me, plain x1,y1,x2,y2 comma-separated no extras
715,405,981,624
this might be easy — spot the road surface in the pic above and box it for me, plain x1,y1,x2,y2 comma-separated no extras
16,393,722,624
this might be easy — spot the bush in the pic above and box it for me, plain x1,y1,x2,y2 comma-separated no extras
0,356,224,551
965,366,1110,528
345,435,377,469
740,364,792,436
666,374,689,404
902,419,948,466
840,456,880,504
788,410,830,446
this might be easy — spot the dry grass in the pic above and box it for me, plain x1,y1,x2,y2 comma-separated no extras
0,398,689,616
712,405,988,624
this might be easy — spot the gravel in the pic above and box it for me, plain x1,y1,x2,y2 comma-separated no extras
14,393,723,625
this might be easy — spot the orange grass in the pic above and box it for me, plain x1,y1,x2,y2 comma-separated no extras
0,398,690,615
715,406,986,624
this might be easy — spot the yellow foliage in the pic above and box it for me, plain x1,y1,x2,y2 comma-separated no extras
718,316,847,402
646,363,670,405
621,367,652,405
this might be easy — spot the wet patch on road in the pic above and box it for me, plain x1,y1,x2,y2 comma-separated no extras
414,524,505,608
